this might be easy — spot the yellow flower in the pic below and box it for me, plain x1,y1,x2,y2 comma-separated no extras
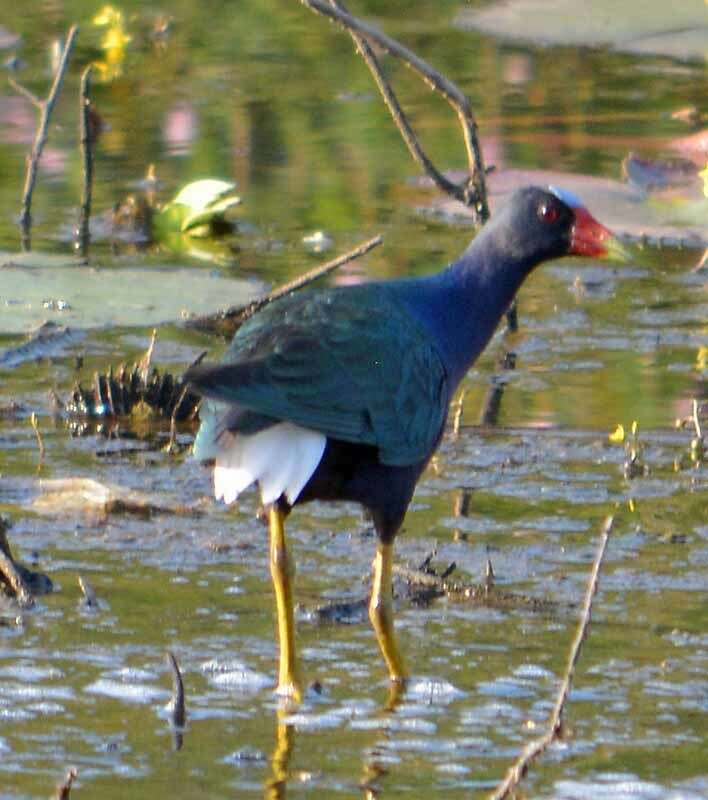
91,4,131,81
700,163,708,199
102,26,131,63
698,345,708,370
609,423,625,443
93,5,124,27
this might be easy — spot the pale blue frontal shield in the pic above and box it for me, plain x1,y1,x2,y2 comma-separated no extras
548,185,583,209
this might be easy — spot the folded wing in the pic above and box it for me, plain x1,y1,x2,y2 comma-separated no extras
185,286,450,467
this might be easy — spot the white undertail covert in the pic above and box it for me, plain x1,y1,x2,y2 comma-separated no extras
213,422,326,506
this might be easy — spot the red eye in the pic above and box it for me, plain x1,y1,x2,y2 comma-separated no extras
538,202,560,224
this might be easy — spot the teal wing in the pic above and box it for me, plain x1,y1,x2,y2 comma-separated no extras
185,286,450,467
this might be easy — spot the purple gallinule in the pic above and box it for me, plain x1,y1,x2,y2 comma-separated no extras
185,185,619,699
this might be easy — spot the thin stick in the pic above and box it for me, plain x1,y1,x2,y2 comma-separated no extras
8,76,42,108
451,388,466,437
300,0,489,220
166,385,190,453
166,650,186,751
78,575,97,608
30,412,45,463
138,328,157,383
19,25,79,250
251,234,383,313
77,64,94,256
691,398,703,440
487,515,614,800
166,650,186,728
505,300,518,332
54,767,78,800
693,248,707,273
0,551,33,607
0,530,34,608
328,0,465,205
186,234,383,336
304,2,511,331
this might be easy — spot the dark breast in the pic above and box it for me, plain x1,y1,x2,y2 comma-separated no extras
295,437,430,543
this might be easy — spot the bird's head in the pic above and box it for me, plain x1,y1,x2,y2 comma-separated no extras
499,185,626,266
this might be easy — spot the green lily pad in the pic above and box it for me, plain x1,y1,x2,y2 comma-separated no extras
455,0,708,61
0,257,263,335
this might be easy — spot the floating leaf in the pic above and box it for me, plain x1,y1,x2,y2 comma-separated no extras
455,0,708,61
0,256,262,334
156,179,241,236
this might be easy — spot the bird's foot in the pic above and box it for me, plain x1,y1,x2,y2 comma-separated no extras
384,676,408,711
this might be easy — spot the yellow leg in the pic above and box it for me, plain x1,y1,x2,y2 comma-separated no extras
269,506,302,700
369,542,407,684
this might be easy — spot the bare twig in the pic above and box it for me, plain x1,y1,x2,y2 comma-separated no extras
186,234,383,337
451,388,466,437
166,650,186,751
78,575,97,608
166,650,186,728
390,560,560,613
8,76,42,108
30,412,45,463
484,557,495,595
77,64,94,256
0,551,33,606
18,25,79,250
693,248,707,272
488,515,615,800
0,534,34,608
479,352,516,427
327,0,468,205
691,398,703,440
504,300,518,332
165,384,190,453
454,488,472,518
298,3,525,336
250,234,383,313
54,767,78,800
138,329,157,383
301,0,489,221
309,552,562,622
479,380,504,427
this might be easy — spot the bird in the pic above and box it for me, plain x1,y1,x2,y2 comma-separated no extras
184,185,619,701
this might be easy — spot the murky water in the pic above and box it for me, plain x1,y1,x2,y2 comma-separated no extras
1,2,706,798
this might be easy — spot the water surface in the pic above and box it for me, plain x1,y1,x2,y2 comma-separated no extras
1,2,706,798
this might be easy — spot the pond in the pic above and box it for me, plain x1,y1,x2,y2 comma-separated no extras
1,1,706,798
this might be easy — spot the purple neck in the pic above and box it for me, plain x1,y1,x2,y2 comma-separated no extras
390,236,537,388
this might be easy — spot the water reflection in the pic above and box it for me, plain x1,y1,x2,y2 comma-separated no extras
163,101,198,157
1,2,707,798
264,682,409,798
265,710,294,799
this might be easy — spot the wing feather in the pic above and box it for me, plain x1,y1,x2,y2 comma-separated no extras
185,286,450,466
